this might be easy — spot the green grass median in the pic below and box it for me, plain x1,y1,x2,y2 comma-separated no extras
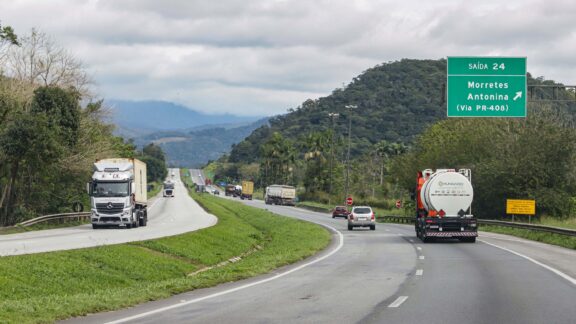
0,189,331,323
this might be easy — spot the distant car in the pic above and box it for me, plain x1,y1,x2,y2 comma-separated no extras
332,206,349,219
212,189,220,195
348,206,375,231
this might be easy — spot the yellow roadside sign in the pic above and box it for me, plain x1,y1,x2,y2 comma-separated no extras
506,199,535,215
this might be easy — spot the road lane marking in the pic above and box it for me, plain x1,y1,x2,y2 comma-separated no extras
104,224,345,324
419,255,425,260
480,240,576,287
416,246,422,251
388,296,409,308
416,269,424,276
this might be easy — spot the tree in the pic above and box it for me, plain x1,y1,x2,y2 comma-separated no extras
260,132,296,186
0,22,19,65
4,29,91,96
0,113,61,224
302,131,331,193
31,86,81,148
143,143,166,162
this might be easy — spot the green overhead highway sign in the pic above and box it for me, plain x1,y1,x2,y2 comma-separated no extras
447,57,527,117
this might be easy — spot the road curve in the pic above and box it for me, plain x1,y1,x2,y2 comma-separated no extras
0,169,217,256
65,198,576,324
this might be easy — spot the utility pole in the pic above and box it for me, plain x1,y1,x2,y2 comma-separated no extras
328,112,340,205
344,104,357,205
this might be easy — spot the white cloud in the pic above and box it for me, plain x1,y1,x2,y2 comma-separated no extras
1,0,575,116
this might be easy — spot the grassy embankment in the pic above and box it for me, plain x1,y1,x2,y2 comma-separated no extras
0,178,331,323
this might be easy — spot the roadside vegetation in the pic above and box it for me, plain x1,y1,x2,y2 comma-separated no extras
207,59,576,231
0,179,330,323
481,225,576,250
0,25,169,227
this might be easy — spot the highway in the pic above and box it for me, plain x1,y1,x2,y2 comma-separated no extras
189,168,206,186
66,197,576,324
0,169,216,256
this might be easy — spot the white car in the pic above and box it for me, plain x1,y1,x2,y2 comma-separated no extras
348,206,376,231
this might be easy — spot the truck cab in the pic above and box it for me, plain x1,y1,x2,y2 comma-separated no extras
163,181,175,197
88,159,147,229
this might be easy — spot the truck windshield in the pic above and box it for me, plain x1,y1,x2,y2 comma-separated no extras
164,182,174,189
92,181,129,197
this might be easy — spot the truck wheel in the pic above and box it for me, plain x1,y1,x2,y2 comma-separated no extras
421,232,431,243
348,224,353,231
92,224,99,229
139,215,147,227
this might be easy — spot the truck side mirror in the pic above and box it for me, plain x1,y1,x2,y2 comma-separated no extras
86,182,91,195
410,191,416,201
131,182,135,194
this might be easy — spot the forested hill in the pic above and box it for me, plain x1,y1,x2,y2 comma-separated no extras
229,59,448,163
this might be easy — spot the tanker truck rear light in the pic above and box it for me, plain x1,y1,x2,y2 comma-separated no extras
425,219,436,224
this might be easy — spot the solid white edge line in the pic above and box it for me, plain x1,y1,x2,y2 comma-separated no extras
480,239,576,286
104,224,344,324
416,269,424,276
388,296,409,308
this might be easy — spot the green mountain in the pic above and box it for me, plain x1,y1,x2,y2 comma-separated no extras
229,58,571,164
229,59,448,162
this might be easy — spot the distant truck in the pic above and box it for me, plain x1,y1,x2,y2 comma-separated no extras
225,184,236,196
163,181,175,197
265,185,296,206
241,181,254,200
414,169,477,243
87,158,148,229
234,185,242,197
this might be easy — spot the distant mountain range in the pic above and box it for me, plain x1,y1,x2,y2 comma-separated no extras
105,99,267,167
107,100,260,137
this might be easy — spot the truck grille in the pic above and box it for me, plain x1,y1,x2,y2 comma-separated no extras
96,203,125,214
100,216,121,222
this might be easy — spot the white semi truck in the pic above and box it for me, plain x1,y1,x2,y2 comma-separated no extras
163,180,175,197
265,185,296,206
87,158,148,229
414,169,477,242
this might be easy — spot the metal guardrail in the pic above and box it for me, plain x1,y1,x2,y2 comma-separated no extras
378,215,576,237
17,212,91,227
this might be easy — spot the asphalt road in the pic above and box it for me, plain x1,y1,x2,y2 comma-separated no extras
0,169,216,256
189,169,206,186
65,198,576,324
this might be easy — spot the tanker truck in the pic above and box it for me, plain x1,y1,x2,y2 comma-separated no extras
87,158,148,229
414,169,477,242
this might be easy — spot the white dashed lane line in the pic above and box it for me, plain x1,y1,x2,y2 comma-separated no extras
388,296,409,308
416,269,424,276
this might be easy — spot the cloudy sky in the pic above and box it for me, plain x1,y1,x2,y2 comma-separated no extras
1,0,575,116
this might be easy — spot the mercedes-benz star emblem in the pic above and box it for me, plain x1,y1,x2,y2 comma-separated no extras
107,202,113,209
